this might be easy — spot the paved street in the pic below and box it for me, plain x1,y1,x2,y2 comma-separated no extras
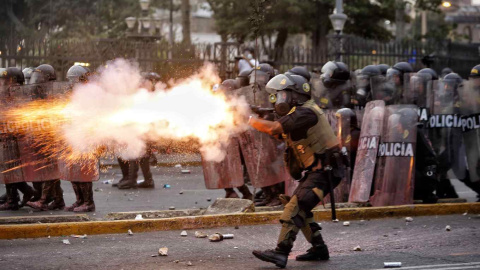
0,215,479,269
0,161,478,219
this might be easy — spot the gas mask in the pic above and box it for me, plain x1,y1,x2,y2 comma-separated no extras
269,90,291,116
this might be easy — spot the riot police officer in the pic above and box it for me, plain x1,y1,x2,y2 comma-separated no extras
250,73,344,268
377,64,390,76
0,67,38,210
26,64,65,211
22,67,35,85
318,61,351,109
386,61,413,102
353,65,382,108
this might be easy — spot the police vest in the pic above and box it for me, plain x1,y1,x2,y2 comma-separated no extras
284,99,339,169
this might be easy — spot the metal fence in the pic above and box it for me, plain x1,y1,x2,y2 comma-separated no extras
1,36,479,81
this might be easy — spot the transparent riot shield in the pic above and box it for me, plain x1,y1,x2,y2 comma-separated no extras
403,73,433,114
371,76,396,105
349,100,385,203
238,129,289,188
15,82,62,182
459,80,480,182
429,80,466,181
202,137,244,189
370,105,418,206
235,85,272,108
0,84,25,184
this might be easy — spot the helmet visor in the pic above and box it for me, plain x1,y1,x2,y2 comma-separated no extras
265,74,295,94
30,72,48,84
321,61,337,78
249,71,269,86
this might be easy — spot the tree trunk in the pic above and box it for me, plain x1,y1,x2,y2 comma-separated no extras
181,0,191,45
274,28,288,62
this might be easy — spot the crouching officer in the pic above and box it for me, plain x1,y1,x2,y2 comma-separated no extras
249,73,345,268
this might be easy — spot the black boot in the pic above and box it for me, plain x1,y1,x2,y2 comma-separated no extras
113,157,129,187
31,182,43,201
118,160,138,189
74,182,95,212
15,182,37,207
252,249,288,268
237,184,253,200
0,184,20,210
0,192,7,204
225,188,239,198
297,223,330,261
65,182,84,211
47,180,65,210
137,156,154,188
27,180,56,211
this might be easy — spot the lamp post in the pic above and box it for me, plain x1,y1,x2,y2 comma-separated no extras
329,0,348,61
124,0,161,41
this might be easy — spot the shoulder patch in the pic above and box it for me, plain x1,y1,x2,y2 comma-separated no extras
320,97,329,104
403,130,409,139
472,69,479,74
303,83,310,92
280,79,287,85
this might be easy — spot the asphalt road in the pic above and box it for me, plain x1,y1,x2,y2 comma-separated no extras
0,215,479,270
0,165,478,219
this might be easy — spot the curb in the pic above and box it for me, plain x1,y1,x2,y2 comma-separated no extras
0,203,478,239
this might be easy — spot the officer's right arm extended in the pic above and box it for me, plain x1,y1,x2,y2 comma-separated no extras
249,117,284,136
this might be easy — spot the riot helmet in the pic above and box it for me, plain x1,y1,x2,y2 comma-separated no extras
356,65,381,99
22,67,35,84
249,64,273,86
0,67,25,86
441,67,453,79
30,64,56,84
259,63,275,80
417,68,438,81
335,108,358,129
67,65,89,83
236,68,252,87
377,64,390,76
266,74,311,116
286,66,311,81
320,61,350,88
386,62,413,86
441,73,462,105
469,64,480,79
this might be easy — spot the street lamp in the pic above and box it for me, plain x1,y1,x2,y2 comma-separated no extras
125,17,137,30
442,1,452,8
329,0,348,61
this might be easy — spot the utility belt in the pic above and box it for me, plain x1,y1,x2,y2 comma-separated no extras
311,146,346,172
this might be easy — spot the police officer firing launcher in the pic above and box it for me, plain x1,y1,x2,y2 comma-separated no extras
248,73,346,268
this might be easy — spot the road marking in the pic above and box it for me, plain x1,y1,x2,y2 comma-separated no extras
370,262,480,270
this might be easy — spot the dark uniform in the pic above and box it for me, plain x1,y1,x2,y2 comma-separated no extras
250,73,344,268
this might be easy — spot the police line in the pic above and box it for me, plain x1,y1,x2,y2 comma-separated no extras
417,108,479,131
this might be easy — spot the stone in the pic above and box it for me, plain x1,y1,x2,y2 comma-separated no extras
169,206,175,210
195,231,208,238
135,214,143,220
343,221,350,226
446,225,451,231
181,231,188,237
62,239,71,245
405,217,413,222
353,245,362,251
128,229,133,236
158,247,168,256
187,261,193,266
203,198,255,215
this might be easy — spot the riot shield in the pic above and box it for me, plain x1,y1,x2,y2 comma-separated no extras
60,159,100,182
371,76,397,105
428,80,466,181
15,82,64,182
0,85,25,184
310,74,323,106
235,85,272,107
349,100,385,203
202,137,244,189
403,73,434,122
370,105,418,206
459,80,480,182
238,129,289,188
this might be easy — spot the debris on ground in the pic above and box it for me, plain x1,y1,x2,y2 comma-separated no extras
207,198,212,202
48,236,51,239
102,179,113,184
158,247,168,256
169,206,175,210
163,184,171,189
384,262,402,268
128,229,133,236
195,231,208,238
208,233,234,242
234,247,238,249
179,191,184,195
463,212,468,216
62,239,71,245
135,214,143,220
181,169,191,174
234,226,239,229
181,231,188,237
174,260,179,263
343,221,350,226
71,234,87,239
151,254,158,257
353,245,362,251
94,188,103,192
187,261,193,266
446,225,451,231
405,217,413,222
174,164,182,168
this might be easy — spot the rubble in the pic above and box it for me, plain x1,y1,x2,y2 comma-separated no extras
463,212,468,216
169,206,175,210
187,261,193,266
208,233,234,242
102,179,113,184
384,262,402,268
446,225,451,231
174,164,182,168
195,231,208,238
343,221,350,226
353,245,362,251
163,184,171,189
62,239,71,245
405,217,413,222
71,234,87,239
128,229,133,236
158,247,168,256
181,169,191,174
174,260,179,263
181,231,188,237
135,214,144,220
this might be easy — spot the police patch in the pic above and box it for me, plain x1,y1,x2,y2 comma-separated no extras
287,107,296,115
403,130,409,139
303,83,310,92
320,98,329,104
269,94,277,103
280,79,287,85
472,68,479,74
